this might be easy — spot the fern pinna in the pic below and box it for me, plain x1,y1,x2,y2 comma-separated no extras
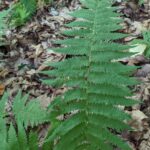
43,0,138,149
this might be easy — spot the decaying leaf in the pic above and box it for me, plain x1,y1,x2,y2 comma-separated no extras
0,84,5,96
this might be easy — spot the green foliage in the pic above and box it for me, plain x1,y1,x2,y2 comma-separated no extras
42,0,138,149
0,10,8,36
42,0,53,4
10,0,37,26
20,0,37,15
0,9,9,45
5,123,38,150
10,0,53,27
0,91,48,149
12,90,48,127
0,0,53,28
143,31,150,57
139,0,144,4
131,31,150,57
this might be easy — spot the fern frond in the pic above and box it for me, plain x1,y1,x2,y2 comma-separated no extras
143,31,150,57
7,122,38,150
0,10,8,36
43,0,138,150
28,131,39,150
0,92,8,116
7,124,22,149
12,90,48,128
0,118,8,149
10,0,36,26
0,91,47,149
20,0,37,16
0,93,8,148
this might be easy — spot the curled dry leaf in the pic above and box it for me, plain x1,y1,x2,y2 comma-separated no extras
0,84,5,96
131,110,148,123
37,94,52,108
0,68,9,78
139,129,150,150
128,110,149,131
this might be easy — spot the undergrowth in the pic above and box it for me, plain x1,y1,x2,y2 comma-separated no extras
0,91,48,149
10,0,37,26
1,0,53,27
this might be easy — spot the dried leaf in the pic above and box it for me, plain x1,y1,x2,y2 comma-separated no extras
0,84,5,96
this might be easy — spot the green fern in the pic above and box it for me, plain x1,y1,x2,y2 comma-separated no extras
0,10,8,36
12,90,48,127
42,0,138,149
20,0,37,15
9,0,36,27
0,91,48,149
6,122,39,150
0,9,9,45
10,0,52,27
0,93,8,150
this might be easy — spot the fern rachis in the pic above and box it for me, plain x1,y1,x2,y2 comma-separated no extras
43,0,138,149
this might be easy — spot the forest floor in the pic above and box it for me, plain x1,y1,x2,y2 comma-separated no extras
0,0,150,149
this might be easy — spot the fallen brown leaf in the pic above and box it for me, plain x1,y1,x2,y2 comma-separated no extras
0,84,5,96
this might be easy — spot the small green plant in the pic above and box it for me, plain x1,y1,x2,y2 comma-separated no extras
10,3,30,26
10,0,53,27
0,9,9,45
42,0,138,149
10,0,37,27
0,0,53,28
0,91,48,149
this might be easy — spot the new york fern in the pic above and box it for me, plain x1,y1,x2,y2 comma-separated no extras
42,0,138,149
0,91,48,149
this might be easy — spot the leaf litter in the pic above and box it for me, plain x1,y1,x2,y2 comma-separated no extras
0,0,150,149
